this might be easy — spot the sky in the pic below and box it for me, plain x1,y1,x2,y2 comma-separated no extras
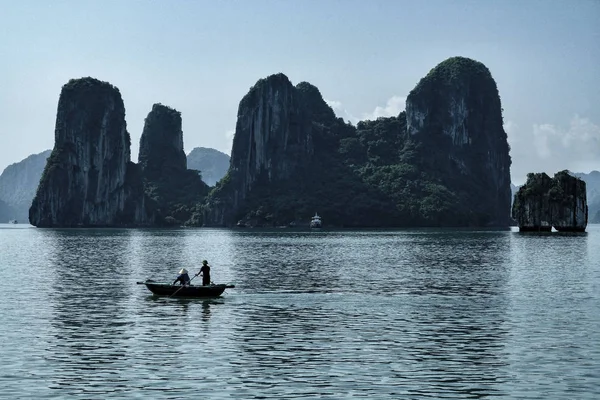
0,0,598,185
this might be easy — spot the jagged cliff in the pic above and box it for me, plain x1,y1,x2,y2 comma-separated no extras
405,56,512,226
204,74,318,225
511,173,554,231
29,77,153,227
139,104,209,225
0,149,51,222
231,74,314,200
512,171,588,232
551,171,588,231
139,104,187,178
205,57,513,227
187,147,230,186
31,57,515,228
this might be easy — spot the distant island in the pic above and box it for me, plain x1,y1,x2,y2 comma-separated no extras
512,171,588,232
14,56,589,230
186,147,230,187
0,150,51,222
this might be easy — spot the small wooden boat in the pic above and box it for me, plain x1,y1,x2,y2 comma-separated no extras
137,280,235,298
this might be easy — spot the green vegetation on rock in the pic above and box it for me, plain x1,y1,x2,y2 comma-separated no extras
206,57,512,227
139,103,210,226
29,58,516,229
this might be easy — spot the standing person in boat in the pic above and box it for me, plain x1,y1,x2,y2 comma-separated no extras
197,260,211,286
173,268,191,286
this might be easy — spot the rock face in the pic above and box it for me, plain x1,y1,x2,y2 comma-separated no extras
204,74,316,225
550,171,588,231
0,149,51,222
187,147,230,186
138,104,209,226
206,58,513,228
139,104,187,179
511,173,554,231
405,57,512,226
512,171,588,232
29,77,153,227
231,74,314,198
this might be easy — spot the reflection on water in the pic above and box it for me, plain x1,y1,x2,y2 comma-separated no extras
0,225,598,399
44,230,135,395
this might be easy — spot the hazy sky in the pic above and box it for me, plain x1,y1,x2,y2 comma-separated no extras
1,0,598,185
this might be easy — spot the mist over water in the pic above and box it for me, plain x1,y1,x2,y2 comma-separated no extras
1,225,598,399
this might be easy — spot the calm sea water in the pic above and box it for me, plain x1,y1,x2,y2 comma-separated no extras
0,224,598,399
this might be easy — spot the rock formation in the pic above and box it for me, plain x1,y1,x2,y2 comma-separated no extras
204,74,318,225
31,57,516,229
139,104,187,179
0,149,51,222
186,147,230,186
511,173,554,231
206,57,513,228
230,74,314,198
29,77,153,227
405,56,512,226
138,104,209,225
512,171,588,232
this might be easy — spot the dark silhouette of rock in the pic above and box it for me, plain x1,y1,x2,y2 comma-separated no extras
0,149,51,222
512,173,554,231
204,73,317,225
139,103,187,178
231,74,314,199
186,147,230,186
550,171,588,231
29,77,153,227
405,56,512,226
205,58,513,228
139,103,209,226
512,171,588,232
30,57,517,229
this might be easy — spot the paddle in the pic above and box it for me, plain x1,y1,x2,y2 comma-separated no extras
168,270,200,298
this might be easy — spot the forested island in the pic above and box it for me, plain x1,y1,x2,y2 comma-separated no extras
25,56,585,229
512,171,588,232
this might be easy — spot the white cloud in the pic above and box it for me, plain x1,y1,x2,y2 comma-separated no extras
511,114,600,184
362,96,406,121
326,95,406,125
325,99,342,110
532,116,600,161
223,129,235,155
532,123,557,159
504,120,518,143
325,99,360,124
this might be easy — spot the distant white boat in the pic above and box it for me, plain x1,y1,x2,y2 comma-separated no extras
8,219,17,224
310,213,322,228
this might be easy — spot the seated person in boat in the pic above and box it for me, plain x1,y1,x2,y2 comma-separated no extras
198,260,211,286
173,268,191,285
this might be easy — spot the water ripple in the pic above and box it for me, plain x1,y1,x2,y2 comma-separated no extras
0,226,598,398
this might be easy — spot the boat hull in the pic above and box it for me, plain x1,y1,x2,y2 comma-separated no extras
137,281,234,298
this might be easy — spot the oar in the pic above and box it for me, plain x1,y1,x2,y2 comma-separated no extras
168,271,200,298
